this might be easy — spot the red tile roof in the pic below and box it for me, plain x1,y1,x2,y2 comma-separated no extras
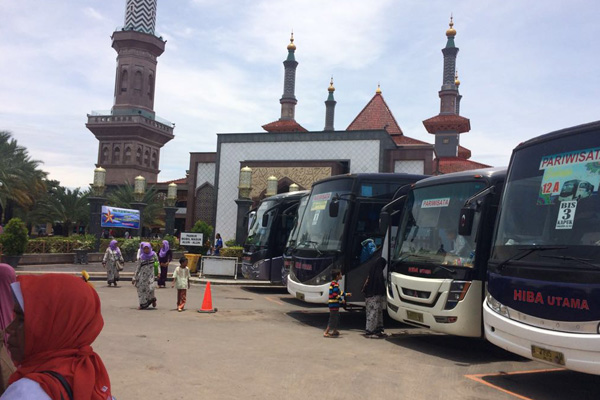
262,119,308,133
458,145,472,159
423,114,471,134
434,157,491,174
159,177,187,185
393,135,430,146
347,92,403,135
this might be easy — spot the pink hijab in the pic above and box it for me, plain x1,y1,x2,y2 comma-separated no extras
0,263,16,344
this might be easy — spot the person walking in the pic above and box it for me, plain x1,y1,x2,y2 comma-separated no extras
1,274,114,400
324,270,351,338
362,257,387,338
214,233,223,256
132,242,158,310
0,264,16,395
157,240,172,288
103,240,124,287
171,257,191,312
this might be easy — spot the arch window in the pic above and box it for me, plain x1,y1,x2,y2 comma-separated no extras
134,71,142,94
101,147,109,163
120,69,128,93
113,146,121,163
144,150,150,166
136,148,142,165
148,74,154,100
151,152,158,168
124,147,132,163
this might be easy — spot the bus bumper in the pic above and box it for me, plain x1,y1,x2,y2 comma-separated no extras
386,274,483,337
287,276,329,304
483,300,600,375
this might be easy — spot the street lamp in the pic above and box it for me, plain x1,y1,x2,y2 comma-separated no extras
88,167,107,253
238,166,252,199
235,166,254,246
289,183,299,192
164,182,178,236
266,175,278,197
131,175,147,238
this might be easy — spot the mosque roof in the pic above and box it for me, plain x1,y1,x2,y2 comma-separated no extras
435,157,491,174
422,114,471,134
347,88,403,135
262,119,308,133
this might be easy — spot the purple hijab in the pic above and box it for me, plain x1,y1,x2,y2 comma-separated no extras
0,263,16,345
159,240,170,258
139,242,156,261
109,239,121,256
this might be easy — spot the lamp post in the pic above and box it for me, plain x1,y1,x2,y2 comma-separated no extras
89,167,107,252
266,175,278,197
235,166,253,246
289,183,299,192
131,175,147,238
164,182,178,236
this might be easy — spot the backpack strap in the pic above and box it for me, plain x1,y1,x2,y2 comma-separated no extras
42,370,73,400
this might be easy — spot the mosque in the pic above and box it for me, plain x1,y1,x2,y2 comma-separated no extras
85,0,489,242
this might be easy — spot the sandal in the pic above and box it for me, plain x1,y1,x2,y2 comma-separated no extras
323,333,331,337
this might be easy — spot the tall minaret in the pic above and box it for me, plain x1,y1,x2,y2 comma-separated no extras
86,0,174,185
324,77,336,131
280,32,298,121
423,16,470,158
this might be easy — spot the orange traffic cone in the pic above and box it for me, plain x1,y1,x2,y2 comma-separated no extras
198,281,217,313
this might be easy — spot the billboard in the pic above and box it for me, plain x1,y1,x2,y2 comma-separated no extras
101,206,140,229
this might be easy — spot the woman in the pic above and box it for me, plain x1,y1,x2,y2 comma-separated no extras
103,240,124,287
157,240,172,288
1,274,114,399
132,242,158,309
362,257,387,338
0,264,16,394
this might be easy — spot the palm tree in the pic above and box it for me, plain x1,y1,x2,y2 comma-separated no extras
0,131,47,222
106,183,164,234
29,184,90,236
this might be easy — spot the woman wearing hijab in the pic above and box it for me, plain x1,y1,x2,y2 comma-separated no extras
1,274,114,400
156,240,172,288
0,264,16,394
102,240,124,287
132,242,158,309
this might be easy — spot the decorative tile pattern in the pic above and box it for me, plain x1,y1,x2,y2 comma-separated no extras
249,167,332,198
215,140,381,241
195,163,216,188
394,160,425,175
124,0,157,35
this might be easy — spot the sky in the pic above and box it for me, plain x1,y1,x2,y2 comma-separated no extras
1,0,599,188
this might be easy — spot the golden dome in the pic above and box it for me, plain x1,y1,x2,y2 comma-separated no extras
328,77,335,92
446,15,456,37
454,71,460,86
287,32,296,50
376,83,382,94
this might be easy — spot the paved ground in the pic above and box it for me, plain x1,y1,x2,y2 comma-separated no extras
13,264,600,399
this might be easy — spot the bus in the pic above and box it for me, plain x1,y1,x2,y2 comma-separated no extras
484,121,600,375
287,173,427,306
242,191,309,283
282,194,310,286
384,168,506,337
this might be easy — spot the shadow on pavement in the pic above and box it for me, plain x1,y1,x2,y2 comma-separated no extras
386,332,527,365
468,369,600,399
241,286,289,295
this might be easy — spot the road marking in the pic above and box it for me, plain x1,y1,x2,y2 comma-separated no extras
264,296,284,306
465,368,565,400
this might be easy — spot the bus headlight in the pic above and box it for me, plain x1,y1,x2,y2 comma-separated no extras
444,281,471,310
486,293,510,318
387,280,394,299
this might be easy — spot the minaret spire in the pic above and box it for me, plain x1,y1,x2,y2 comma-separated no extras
280,32,298,120
324,77,336,131
422,16,470,158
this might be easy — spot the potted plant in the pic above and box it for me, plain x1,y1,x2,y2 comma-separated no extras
73,234,96,264
0,218,29,268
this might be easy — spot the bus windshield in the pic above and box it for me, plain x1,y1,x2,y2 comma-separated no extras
492,135,600,267
246,200,277,248
294,179,353,252
286,195,309,249
392,181,487,268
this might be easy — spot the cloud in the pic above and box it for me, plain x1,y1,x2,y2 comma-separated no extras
84,7,104,21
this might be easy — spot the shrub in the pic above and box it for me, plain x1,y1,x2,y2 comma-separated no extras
225,239,240,247
189,220,213,255
220,246,243,261
0,218,29,255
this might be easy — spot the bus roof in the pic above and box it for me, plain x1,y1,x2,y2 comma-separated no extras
413,167,507,188
514,120,600,153
261,190,309,203
312,173,428,186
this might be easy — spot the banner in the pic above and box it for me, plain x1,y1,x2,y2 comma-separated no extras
101,206,140,229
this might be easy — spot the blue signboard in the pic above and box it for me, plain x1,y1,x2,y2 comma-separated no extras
101,206,140,229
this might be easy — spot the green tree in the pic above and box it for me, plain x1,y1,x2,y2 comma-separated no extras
29,183,90,236
106,183,164,233
0,131,47,222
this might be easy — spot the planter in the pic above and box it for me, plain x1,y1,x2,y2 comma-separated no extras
73,249,89,264
2,255,22,268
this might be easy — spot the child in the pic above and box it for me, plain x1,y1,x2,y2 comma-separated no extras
324,269,351,337
172,257,191,312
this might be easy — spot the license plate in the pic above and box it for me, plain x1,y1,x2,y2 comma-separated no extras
531,345,565,366
406,310,424,323
296,292,305,301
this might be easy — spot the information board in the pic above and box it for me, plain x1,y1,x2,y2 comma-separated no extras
180,232,204,247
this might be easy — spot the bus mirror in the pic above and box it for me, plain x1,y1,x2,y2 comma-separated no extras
329,200,339,218
262,213,269,227
458,207,474,236
379,212,390,235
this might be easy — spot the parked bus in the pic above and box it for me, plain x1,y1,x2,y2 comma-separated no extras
484,121,600,375
287,173,427,306
242,191,309,283
282,194,310,286
383,168,506,337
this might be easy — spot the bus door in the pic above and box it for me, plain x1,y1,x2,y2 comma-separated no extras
344,199,387,304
